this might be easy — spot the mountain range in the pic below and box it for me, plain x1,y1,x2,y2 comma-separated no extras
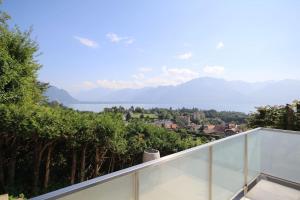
45,78,300,110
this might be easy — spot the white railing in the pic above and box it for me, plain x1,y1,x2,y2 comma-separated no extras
31,128,300,200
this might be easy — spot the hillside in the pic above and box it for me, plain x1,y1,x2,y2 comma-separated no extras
45,86,79,104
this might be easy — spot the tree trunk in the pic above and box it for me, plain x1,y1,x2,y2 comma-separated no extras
70,148,77,185
110,155,115,173
33,142,43,195
80,144,87,182
108,154,115,173
94,147,107,177
32,140,50,195
7,144,17,187
44,145,53,190
94,147,100,177
0,139,5,193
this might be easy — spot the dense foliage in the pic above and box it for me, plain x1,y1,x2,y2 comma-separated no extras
247,101,300,131
0,104,203,197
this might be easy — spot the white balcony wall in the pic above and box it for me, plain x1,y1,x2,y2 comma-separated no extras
58,174,134,200
139,147,209,200
212,135,245,200
248,131,262,183
260,129,300,183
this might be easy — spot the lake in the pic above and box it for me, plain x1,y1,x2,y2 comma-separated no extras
66,103,257,113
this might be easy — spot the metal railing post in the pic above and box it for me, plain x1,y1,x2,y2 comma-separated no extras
243,134,248,195
134,172,139,200
208,146,213,200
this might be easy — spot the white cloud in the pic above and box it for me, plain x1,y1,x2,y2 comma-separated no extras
81,81,98,89
203,65,225,75
125,38,135,45
138,67,153,73
74,36,98,48
106,32,123,43
161,66,199,82
106,32,134,45
96,80,141,89
92,67,200,90
216,41,224,49
177,52,193,60
132,68,153,80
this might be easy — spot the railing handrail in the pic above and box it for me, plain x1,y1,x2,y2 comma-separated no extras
31,127,300,200
260,127,300,135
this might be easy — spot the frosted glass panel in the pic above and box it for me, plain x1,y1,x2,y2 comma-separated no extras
247,132,261,183
139,147,209,200
212,135,244,200
58,174,134,200
260,130,300,183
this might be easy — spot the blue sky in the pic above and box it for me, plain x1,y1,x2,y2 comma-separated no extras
2,0,300,94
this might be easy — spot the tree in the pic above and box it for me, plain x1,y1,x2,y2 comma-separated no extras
0,1,10,27
29,106,62,194
125,112,132,121
247,101,300,131
0,103,35,191
294,101,300,131
0,25,47,105
91,113,126,177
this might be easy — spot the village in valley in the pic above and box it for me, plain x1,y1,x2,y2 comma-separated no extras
105,106,248,140
151,115,243,137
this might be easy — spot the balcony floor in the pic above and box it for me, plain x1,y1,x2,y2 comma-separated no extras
241,180,300,200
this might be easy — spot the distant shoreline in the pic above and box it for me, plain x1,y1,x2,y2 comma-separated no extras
77,101,177,105
66,102,256,114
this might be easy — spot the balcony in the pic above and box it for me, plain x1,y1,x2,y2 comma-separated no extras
31,128,300,200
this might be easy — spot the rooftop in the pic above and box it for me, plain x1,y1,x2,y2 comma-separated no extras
31,128,300,200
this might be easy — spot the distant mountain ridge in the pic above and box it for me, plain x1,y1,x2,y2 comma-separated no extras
74,77,300,107
45,86,79,104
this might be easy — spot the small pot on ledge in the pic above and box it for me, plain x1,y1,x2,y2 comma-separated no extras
143,148,160,163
